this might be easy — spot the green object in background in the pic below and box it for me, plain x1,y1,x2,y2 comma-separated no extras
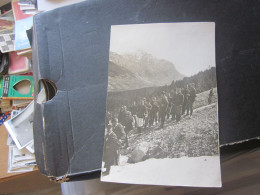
0,75,34,99
0,76,3,97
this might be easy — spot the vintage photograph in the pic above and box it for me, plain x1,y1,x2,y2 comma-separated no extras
101,23,221,187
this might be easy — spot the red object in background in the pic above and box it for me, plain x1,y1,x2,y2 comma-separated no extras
8,51,30,74
0,112,10,126
11,0,32,21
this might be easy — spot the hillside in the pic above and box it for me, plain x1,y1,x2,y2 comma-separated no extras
173,67,217,93
108,51,184,91
123,88,218,159
102,89,220,184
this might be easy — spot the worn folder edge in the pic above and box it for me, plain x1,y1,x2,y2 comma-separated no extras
32,0,105,181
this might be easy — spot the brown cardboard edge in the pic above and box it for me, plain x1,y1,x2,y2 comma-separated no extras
220,136,260,147
51,169,102,183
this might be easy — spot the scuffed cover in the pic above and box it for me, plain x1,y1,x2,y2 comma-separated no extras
32,0,108,180
32,0,260,181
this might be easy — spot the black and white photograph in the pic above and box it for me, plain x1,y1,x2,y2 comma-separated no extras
101,23,221,187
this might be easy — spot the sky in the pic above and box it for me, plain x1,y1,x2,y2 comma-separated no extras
110,22,215,77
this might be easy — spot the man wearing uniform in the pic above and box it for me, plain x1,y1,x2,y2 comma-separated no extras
129,101,138,128
181,85,190,115
136,99,148,131
159,91,169,128
129,101,138,116
144,98,152,128
112,118,126,147
118,105,127,125
175,88,184,122
103,124,120,175
123,110,134,147
149,97,159,127
166,92,172,120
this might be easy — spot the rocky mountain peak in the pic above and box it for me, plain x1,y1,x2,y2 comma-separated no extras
108,51,184,91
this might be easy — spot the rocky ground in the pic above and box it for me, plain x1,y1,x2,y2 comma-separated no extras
101,88,221,186
121,88,219,163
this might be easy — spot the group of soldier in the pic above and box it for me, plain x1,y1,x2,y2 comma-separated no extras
103,83,197,175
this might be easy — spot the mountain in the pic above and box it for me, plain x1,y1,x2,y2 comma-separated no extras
108,51,184,91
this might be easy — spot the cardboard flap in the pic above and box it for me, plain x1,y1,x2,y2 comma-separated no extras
32,1,109,179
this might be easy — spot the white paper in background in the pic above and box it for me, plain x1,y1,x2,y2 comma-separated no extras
8,165,34,173
37,0,86,11
6,134,15,146
4,89,46,150
11,109,24,119
25,141,34,153
12,146,35,162
20,5,36,10
7,109,25,146
23,10,39,15
8,146,35,173
101,22,221,187
4,101,34,149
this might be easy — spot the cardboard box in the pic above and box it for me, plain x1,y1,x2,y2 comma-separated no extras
32,0,260,181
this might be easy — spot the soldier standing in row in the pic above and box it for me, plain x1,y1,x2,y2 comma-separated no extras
182,85,189,115
136,99,148,131
112,118,126,148
118,106,134,133
124,110,134,147
103,124,120,175
144,98,152,128
159,91,169,128
129,101,138,128
175,88,184,122
129,101,138,116
149,97,159,127
170,89,177,121
118,105,127,125
166,92,172,120
118,105,134,146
